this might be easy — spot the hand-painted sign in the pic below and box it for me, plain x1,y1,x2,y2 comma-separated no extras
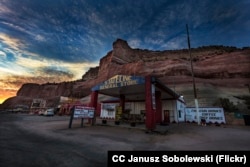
100,103,117,119
185,107,226,124
73,106,95,118
91,75,145,91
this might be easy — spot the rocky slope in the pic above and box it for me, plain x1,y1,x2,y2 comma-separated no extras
1,39,250,111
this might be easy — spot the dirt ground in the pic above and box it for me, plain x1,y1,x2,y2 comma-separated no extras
0,113,250,167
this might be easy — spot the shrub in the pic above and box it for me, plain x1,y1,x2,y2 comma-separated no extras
213,98,238,112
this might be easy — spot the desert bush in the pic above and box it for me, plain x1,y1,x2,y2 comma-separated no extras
213,98,238,112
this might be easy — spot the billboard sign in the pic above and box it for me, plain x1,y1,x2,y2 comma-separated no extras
185,107,226,124
73,106,95,118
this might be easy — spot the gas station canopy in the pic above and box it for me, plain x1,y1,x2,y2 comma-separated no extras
91,75,180,101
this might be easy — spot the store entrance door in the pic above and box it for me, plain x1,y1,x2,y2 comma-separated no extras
163,110,170,123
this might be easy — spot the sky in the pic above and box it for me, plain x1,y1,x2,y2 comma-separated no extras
0,0,250,103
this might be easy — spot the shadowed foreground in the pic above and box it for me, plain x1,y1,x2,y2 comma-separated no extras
0,113,250,167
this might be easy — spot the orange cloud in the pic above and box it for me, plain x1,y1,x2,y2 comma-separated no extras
0,45,99,104
0,89,16,104
0,74,72,104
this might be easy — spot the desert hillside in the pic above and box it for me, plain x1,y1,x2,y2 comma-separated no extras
1,39,250,112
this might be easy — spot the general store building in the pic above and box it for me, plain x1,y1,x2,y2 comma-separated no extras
89,75,185,130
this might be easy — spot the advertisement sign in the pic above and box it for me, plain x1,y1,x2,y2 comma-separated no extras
101,103,117,119
92,75,145,91
185,107,226,124
115,106,122,121
73,106,95,118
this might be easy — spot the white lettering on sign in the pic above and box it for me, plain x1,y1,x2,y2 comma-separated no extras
100,75,138,90
73,106,95,118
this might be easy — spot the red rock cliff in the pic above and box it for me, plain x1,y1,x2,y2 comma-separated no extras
1,39,250,110
85,39,250,107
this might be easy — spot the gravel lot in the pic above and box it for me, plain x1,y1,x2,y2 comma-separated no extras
0,113,250,167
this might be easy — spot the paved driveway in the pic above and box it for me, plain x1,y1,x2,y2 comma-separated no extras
0,113,249,167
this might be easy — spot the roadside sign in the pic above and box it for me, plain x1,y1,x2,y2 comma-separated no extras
74,106,95,118
185,107,226,124
69,105,95,129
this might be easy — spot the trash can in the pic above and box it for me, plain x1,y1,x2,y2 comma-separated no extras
243,115,250,126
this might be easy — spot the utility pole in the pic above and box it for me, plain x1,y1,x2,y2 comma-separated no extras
186,24,200,125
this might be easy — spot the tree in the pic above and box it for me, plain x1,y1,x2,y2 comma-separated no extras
213,98,238,112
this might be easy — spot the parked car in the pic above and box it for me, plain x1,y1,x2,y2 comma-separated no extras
38,110,45,115
44,108,54,116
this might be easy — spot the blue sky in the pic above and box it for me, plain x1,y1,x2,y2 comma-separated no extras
0,0,250,103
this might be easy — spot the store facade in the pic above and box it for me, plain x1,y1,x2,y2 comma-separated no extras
89,75,185,130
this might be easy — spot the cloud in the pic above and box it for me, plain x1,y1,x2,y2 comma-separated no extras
0,0,250,103
35,35,45,42
0,50,6,57
0,33,25,51
127,38,142,49
0,1,106,62
39,67,74,79
0,89,16,104
14,54,98,79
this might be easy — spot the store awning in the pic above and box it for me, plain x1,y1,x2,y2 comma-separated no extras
91,75,180,101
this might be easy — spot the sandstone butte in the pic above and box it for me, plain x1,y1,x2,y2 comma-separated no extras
1,39,250,112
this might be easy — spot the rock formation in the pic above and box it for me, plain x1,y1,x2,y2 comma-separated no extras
1,39,250,111
82,66,99,81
